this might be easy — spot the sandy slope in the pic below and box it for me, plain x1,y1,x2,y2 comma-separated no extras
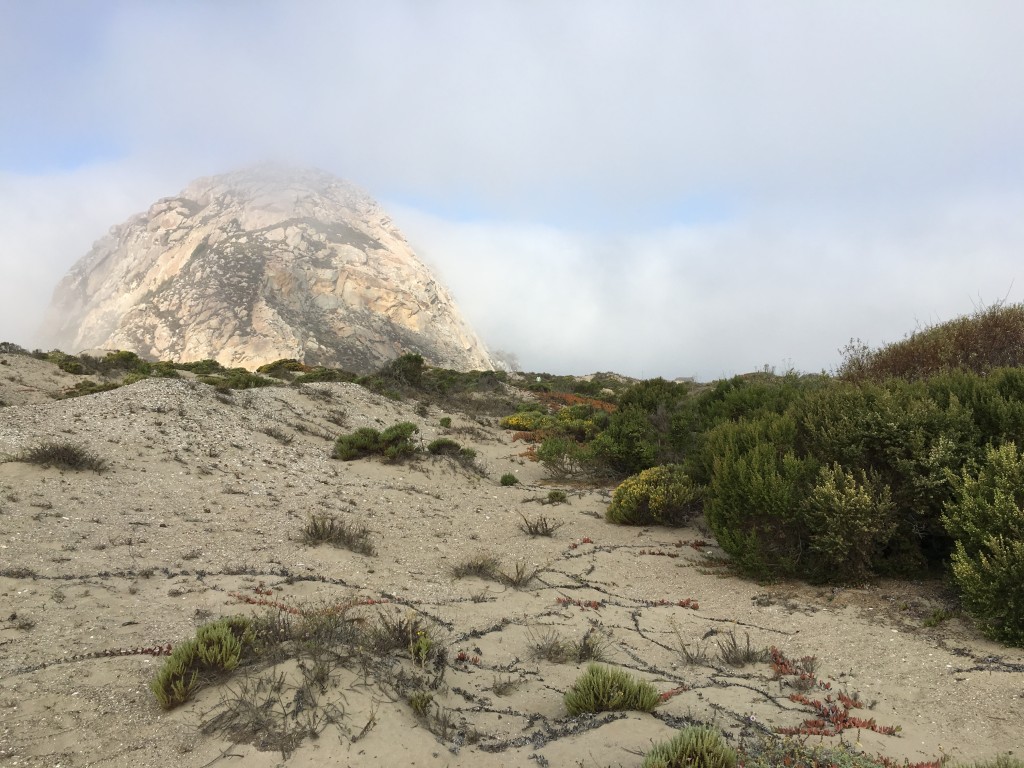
0,353,1021,767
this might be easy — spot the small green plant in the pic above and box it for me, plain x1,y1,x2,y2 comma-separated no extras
923,608,955,628
151,616,254,709
500,472,520,486
408,689,433,718
546,490,568,504
641,724,738,768
12,441,108,472
517,512,563,537
409,629,433,667
300,513,375,555
564,663,660,715
606,464,701,526
439,417,452,428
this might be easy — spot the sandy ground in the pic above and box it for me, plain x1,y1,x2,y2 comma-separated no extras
1,352,1022,767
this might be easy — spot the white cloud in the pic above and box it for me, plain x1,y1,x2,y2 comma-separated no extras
1,2,1022,378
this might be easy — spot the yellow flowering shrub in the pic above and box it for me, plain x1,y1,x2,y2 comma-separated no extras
606,464,701,526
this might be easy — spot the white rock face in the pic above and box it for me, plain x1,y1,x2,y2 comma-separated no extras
43,167,497,373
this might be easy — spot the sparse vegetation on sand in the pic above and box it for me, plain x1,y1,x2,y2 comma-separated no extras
8,440,109,472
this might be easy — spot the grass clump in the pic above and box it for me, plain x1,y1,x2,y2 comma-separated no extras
545,490,568,505
151,616,255,709
500,472,520,486
642,725,738,768
300,513,375,556
606,464,701,526
13,441,108,472
564,663,659,715
518,512,563,537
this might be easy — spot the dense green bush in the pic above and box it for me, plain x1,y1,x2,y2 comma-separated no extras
943,443,1024,645
292,367,359,384
641,725,737,768
333,422,419,462
606,464,701,526
801,463,895,582
426,437,462,455
702,413,816,580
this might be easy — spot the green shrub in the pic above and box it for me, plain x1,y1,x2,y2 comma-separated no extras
703,415,816,580
641,725,738,768
151,616,254,709
256,358,308,378
379,421,419,461
943,442,1024,645
292,367,358,384
426,437,462,455
606,464,701,526
174,358,227,374
546,490,568,504
333,422,419,462
198,369,275,390
800,463,896,582
563,664,659,715
536,436,593,478
500,473,520,486
334,427,384,460
439,417,452,428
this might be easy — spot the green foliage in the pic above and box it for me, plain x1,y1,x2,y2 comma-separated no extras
12,441,108,472
703,414,816,580
801,463,896,582
641,725,738,768
439,417,452,428
944,443,1024,645
174,358,227,374
426,437,462,455
198,369,276,390
333,422,419,462
151,616,254,709
606,464,701,526
256,358,308,378
500,473,520,486
60,380,123,399
292,367,358,384
546,489,568,504
535,436,593,478
563,663,660,715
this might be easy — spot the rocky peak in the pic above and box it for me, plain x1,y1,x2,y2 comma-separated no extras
43,166,496,373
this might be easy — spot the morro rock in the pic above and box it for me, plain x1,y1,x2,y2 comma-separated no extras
43,167,496,373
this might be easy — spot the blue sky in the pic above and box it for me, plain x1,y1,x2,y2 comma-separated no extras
2,1,1024,378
